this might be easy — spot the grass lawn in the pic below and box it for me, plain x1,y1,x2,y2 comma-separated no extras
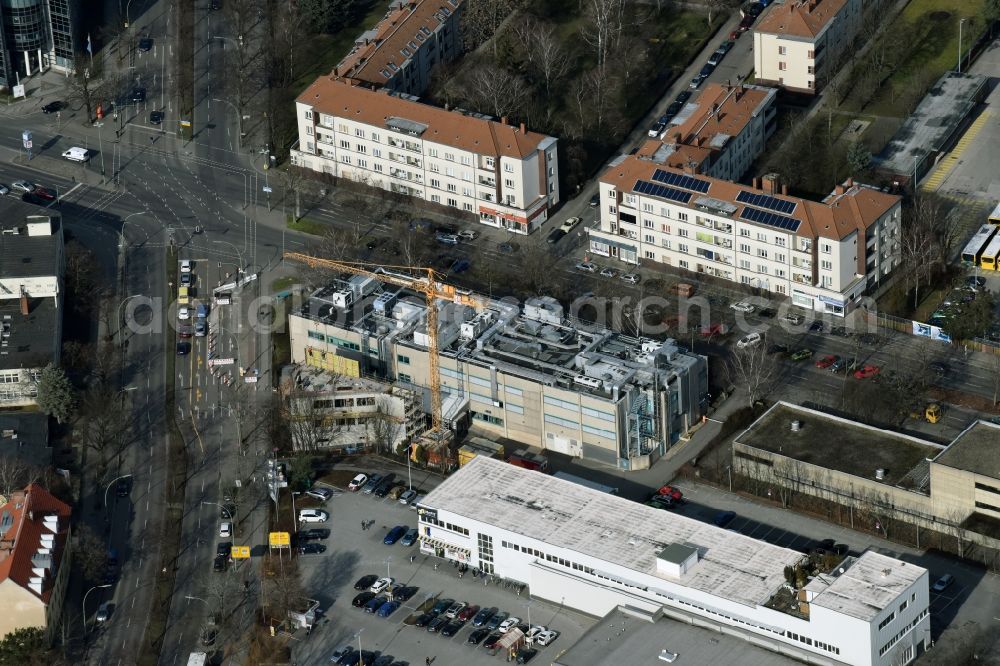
864,0,985,116
271,275,297,292
286,214,327,236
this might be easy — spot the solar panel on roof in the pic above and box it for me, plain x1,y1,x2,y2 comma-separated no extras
739,206,801,233
735,190,797,215
633,180,692,205
651,169,710,193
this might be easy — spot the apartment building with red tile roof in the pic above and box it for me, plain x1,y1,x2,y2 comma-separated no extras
0,484,71,644
292,77,560,235
335,0,463,96
753,0,864,94
642,82,777,182
589,154,901,316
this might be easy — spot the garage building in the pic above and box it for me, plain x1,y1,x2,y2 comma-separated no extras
418,456,930,666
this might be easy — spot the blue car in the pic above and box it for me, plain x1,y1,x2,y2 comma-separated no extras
383,525,407,545
377,600,401,617
364,595,388,613
400,527,418,547
714,511,736,528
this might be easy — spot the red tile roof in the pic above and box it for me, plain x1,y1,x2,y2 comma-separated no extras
601,156,899,241
335,0,462,86
755,0,851,39
0,484,71,604
298,77,553,159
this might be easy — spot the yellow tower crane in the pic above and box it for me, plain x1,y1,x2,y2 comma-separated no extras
284,252,486,433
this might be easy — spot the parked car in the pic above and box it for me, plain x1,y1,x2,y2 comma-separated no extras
809,320,824,333
298,509,328,523
560,216,582,233
689,75,705,89
535,629,560,646
377,600,401,617
370,578,393,596
364,595,388,613
298,528,330,541
392,585,417,602
138,37,153,52
547,228,567,244
829,358,847,373
149,110,164,124
589,193,600,207
647,121,665,137
431,598,455,615
441,619,465,636
854,364,880,380
297,543,326,555
457,604,480,622
426,616,449,633
599,267,617,278
400,527,418,547
736,332,762,349
575,261,597,273
11,180,35,194
932,573,954,592
96,601,112,622
445,601,467,619
525,625,547,644
398,489,418,504
486,611,509,631
714,510,736,527
790,349,813,361
658,485,683,501
219,522,232,538
730,301,755,313
348,473,368,491
362,474,384,494
814,355,839,369
516,648,538,663
782,313,803,325
0,184,8,196
306,487,333,501
472,606,497,626
468,627,491,644
373,473,397,497
41,100,64,114
757,308,776,319
708,40,734,65
699,62,715,78
414,611,438,627
383,525,407,545
435,232,459,245
352,591,376,607
499,617,521,633
483,632,504,649
180,260,192,273
620,273,640,284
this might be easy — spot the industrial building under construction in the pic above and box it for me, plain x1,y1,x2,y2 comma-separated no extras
287,269,707,471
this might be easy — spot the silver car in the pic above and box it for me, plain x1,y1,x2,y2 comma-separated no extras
0,184,9,196
11,180,34,194
575,262,597,273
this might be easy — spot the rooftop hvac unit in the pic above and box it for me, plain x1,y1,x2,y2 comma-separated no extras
790,420,801,432
330,290,354,309
875,468,885,481
373,292,398,317
573,375,602,390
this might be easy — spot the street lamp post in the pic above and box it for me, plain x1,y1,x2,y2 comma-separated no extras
958,18,967,73
120,211,147,249
291,491,302,534
83,584,111,633
211,97,247,153
104,473,133,512
213,239,246,278
202,500,233,520
355,628,364,656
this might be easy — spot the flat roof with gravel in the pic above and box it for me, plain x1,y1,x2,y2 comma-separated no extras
735,402,944,487
935,420,1000,479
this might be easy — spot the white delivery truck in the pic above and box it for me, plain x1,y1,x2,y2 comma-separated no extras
61,147,90,162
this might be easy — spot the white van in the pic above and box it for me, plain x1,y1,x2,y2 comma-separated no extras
61,147,90,163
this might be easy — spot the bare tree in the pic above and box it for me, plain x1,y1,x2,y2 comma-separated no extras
0,458,41,498
75,524,109,581
467,63,530,120
461,0,518,57
369,395,404,455
725,343,778,407
705,0,739,27
283,391,342,452
511,20,570,105
581,0,620,72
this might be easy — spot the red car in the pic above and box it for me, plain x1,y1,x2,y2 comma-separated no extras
457,604,480,622
657,485,683,501
853,364,880,380
814,355,838,369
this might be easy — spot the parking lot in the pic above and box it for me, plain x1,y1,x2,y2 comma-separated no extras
291,469,594,665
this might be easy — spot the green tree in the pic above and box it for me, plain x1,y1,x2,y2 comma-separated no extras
942,292,995,342
36,364,75,424
0,626,46,663
847,140,872,176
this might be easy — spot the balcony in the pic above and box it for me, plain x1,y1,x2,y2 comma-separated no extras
389,168,422,183
390,183,421,197
388,152,422,168
619,229,638,240
792,274,812,285
792,259,811,270
387,137,420,153
713,222,732,233
478,176,496,187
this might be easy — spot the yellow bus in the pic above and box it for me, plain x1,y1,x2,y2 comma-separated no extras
990,203,1000,226
980,235,1000,271
961,224,998,265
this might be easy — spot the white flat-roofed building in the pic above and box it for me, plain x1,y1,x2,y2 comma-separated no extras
291,77,560,235
418,456,930,666
588,156,902,316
